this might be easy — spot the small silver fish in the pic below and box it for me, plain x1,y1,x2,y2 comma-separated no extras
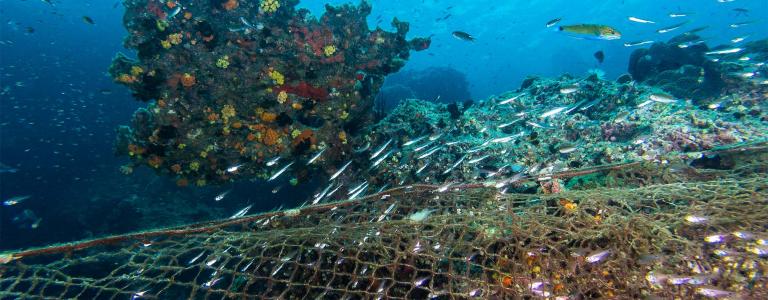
214,190,231,201
649,93,677,103
312,183,334,204
580,98,602,110
229,205,252,219
403,135,428,147
442,154,467,174
565,99,588,114
416,161,431,174
306,148,325,165
266,156,281,167
329,160,352,181
3,195,31,206
370,138,392,160
558,145,578,154
497,118,523,129
731,35,749,43
370,149,394,169
268,162,294,181
705,48,742,55
353,142,371,153
559,84,579,94
677,40,705,48
668,12,689,18
540,106,568,118
413,140,435,152
623,40,654,47
526,121,551,129
348,181,369,196
188,251,205,265
435,181,454,193
585,250,611,264
468,154,489,164
656,22,688,34
636,100,655,108
226,163,244,173
418,146,442,159
349,183,368,199
729,21,754,28
696,287,732,298
498,93,523,105
628,16,655,24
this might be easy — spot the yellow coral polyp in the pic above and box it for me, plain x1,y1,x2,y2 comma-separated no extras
189,161,200,171
260,0,280,13
168,33,183,45
216,55,230,69
323,45,336,57
268,69,285,85
130,66,144,77
277,91,288,104
161,39,172,49
221,104,236,120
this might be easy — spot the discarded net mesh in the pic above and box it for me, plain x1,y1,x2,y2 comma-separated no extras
1,143,767,299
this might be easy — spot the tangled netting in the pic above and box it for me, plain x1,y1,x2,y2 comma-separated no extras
1,143,767,299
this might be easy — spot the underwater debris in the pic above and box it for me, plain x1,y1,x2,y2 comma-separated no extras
110,0,429,185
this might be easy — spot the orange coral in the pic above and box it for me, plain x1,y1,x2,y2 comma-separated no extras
147,155,163,168
231,121,243,129
263,128,279,146
176,178,189,187
247,133,257,141
128,144,146,155
207,113,220,122
181,73,196,87
222,0,238,10
166,1,176,8
170,164,182,173
292,129,315,147
117,74,137,84
260,112,277,123
501,276,513,287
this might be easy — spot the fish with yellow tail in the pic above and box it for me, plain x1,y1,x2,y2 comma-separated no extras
558,24,621,40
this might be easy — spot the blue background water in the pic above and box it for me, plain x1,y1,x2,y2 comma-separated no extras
0,0,765,250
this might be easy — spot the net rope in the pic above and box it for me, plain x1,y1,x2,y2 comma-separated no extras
1,142,767,299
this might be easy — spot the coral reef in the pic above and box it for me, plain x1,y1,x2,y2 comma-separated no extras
110,0,429,184
628,35,768,102
350,71,767,193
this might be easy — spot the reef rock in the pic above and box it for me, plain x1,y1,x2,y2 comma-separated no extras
110,0,429,185
627,34,724,101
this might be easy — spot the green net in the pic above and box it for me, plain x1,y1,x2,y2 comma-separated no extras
2,143,767,299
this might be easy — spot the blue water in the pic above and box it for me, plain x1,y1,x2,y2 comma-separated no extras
0,0,765,250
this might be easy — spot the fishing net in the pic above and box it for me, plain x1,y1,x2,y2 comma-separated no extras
1,142,767,299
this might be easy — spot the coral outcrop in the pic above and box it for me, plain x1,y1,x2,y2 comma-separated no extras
110,0,429,184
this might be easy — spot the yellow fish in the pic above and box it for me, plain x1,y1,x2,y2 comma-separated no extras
558,24,621,40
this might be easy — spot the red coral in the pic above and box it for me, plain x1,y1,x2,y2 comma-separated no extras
293,25,334,57
146,1,167,19
280,82,329,100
